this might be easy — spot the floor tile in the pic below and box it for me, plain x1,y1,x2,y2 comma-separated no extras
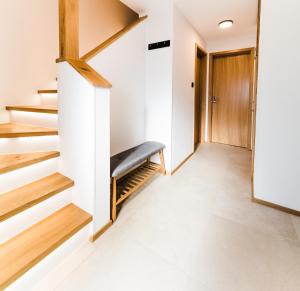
54,144,300,291
56,230,209,291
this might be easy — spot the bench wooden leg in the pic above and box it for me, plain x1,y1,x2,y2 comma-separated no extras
159,150,166,175
147,157,151,165
112,177,117,222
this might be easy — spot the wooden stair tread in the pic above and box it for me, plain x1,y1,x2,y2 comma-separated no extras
0,123,58,138
0,173,74,222
0,151,60,174
37,90,58,94
6,105,58,114
0,204,92,289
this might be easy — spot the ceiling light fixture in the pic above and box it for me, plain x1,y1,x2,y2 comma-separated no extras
219,20,233,29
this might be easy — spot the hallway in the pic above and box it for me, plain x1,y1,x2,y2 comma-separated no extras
56,144,300,291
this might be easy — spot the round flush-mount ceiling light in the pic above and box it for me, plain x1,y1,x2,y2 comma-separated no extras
219,20,234,29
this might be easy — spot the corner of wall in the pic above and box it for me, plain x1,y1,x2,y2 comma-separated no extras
171,4,207,171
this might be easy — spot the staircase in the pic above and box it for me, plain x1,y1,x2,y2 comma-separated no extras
0,89,92,290
0,2,147,286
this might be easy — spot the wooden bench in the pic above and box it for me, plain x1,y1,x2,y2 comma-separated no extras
110,141,166,221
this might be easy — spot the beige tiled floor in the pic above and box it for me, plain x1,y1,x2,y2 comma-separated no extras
56,144,300,291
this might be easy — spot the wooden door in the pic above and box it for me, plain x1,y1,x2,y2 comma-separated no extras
211,52,252,148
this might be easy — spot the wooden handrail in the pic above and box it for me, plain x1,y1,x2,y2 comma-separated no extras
58,1,145,88
66,59,112,88
81,16,148,62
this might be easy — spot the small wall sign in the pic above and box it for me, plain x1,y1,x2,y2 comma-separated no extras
148,40,171,50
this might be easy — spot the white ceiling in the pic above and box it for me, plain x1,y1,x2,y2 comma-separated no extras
120,0,155,14
121,0,258,42
174,0,258,41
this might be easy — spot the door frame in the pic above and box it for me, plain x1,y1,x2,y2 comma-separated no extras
207,47,256,149
194,44,207,150
252,0,261,198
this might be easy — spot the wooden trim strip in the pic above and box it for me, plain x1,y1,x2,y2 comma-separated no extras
6,106,58,114
251,0,261,198
63,59,112,88
133,171,149,179
127,181,138,187
129,176,144,183
0,123,58,138
159,150,166,175
130,175,145,183
171,153,194,175
207,54,213,142
123,186,132,192
248,48,256,149
81,16,148,61
252,197,300,217
0,152,60,175
194,44,208,147
90,220,113,242
112,177,117,221
38,90,58,94
146,164,161,171
210,47,255,57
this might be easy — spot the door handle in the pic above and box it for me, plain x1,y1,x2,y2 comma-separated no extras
212,96,218,103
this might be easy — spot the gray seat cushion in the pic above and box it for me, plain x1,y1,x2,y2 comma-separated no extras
111,141,165,178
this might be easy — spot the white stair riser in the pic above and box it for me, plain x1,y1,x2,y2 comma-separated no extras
40,93,58,107
0,136,59,153
0,158,59,193
0,188,73,243
9,111,58,128
7,224,92,291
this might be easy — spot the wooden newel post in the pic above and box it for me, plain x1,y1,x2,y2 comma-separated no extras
59,0,79,60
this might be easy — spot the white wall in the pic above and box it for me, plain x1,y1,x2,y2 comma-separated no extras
172,6,206,169
0,0,206,175
0,0,58,123
254,0,300,211
207,33,256,52
79,0,138,56
88,0,208,175
114,1,207,173
144,0,174,173
89,23,146,156
58,62,111,232
0,0,137,124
